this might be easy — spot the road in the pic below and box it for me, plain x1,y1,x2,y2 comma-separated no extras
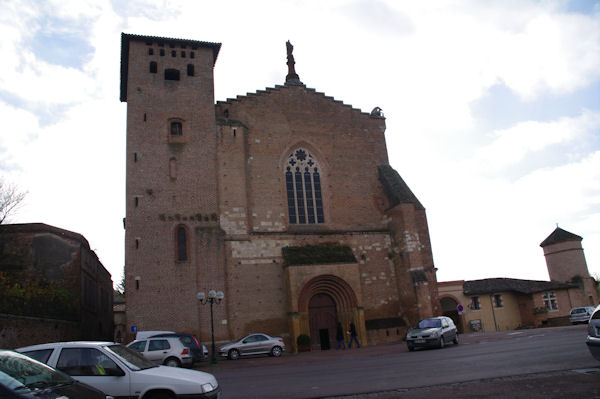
197,325,600,398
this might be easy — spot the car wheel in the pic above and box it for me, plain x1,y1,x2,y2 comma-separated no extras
407,344,414,352
439,337,445,349
164,357,181,368
228,349,240,360
453,335,459,345
271,346,283,357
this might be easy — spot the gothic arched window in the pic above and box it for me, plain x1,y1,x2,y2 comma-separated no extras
176,225,188,261
285,149,324,224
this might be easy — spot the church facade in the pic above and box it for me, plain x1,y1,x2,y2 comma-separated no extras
121,33,440,351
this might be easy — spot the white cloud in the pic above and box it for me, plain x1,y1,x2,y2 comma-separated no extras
2,0,600,288
472,111,600,172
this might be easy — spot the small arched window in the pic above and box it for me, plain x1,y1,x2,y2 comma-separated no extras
176,225,188,261
149,61,157,73
187,64,194,76
285,148,325,224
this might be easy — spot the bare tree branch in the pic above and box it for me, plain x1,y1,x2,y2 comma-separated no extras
0,178,27,224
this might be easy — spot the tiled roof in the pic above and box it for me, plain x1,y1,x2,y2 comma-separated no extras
540,227,582,247
120,33,221,102
463,278,576,295
377,165,424,210
0,223,90,249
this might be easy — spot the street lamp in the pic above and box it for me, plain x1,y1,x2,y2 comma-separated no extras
197,290,224,364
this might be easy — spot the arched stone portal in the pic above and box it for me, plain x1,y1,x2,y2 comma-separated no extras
440,296,463,333
296,274,363,350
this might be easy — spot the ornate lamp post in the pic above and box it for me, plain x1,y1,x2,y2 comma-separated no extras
197,290,224,364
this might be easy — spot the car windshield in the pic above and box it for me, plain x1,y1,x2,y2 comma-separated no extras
417,319,442,329
0,350,72,391
104,344,157,370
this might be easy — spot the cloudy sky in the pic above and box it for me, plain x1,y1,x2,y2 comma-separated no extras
1,0,599,287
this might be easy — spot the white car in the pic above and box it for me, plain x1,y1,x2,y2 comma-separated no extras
570,306,595,324
17,341,220,399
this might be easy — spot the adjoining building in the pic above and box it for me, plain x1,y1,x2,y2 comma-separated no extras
120,33,441,350
0,223,113,348
438,227,598,332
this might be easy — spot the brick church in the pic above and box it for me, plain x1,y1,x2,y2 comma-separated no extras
121,33,440,351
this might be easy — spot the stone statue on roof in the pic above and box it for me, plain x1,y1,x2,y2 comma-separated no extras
285,40,302,85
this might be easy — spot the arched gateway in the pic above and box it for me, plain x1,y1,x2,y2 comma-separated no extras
297,275,361,350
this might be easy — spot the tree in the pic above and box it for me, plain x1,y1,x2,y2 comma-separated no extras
0,178,27,224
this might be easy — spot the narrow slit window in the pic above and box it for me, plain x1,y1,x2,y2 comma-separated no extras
187,64,194,76
149,61,157,73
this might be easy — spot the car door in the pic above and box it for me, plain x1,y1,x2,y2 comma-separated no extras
441,319,450,342
253,335,271,354
55,347,130,398
145,339,171,364
240,335,261,355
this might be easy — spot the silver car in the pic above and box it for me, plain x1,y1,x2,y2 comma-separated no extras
570,306,595,324
406,316,459,351
127,336,193,367
586,304,600,361
17,341,220,399
218,333,285,360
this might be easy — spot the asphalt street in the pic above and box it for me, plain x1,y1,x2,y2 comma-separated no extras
198,325,600,398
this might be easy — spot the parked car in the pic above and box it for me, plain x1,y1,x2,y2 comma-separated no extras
218,333,285,360
406,316,459,351
147,333,208,364
17,342,220,399
0,349,109,399
127,336,193,367
135,330,175,340
570,306,595,324
586,304,600,361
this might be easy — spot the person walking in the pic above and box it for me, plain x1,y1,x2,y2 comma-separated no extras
348,321,360,348
335,322,346,349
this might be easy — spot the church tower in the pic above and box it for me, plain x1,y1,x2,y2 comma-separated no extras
120,34,227,339
540,227,598,306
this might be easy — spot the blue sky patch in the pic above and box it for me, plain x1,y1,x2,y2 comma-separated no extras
29,18,94,70
471,80,600,131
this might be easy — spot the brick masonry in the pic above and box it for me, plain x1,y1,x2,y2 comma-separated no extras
122,34,440,351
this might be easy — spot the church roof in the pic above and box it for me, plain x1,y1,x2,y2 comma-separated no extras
216,84,381,119
463,278,576,295
120,33,221,102
539,227,582,248
377,165,424,210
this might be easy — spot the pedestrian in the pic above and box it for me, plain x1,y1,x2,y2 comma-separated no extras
348,321,360,348
335,322,346,349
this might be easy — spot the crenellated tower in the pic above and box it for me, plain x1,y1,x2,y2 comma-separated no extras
120,34,227,341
